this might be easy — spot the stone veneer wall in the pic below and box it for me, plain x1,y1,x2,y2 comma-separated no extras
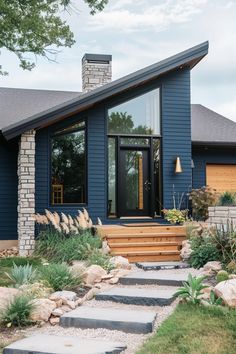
82,54,112,93
18,130,35,255
208,206,236,227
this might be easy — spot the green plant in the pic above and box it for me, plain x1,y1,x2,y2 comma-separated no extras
218,191,236,206
206,290,223,306
162,208,188,224
216,270,229,283
212,223,236,265
86,249,114,272
34,229,102,263
39,263,81,291
189,186,218,221
227,260,236,274
5,263,38,287
190,237,221,268
1,295,34,327
174,274,208,304
0,257,42,268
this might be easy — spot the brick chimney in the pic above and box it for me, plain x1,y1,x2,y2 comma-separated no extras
82,53,112,93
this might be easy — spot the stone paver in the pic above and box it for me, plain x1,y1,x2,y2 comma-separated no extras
3,334,126,354
60,306,156,334
96,287,176,306
136,261,189,271
119,270,188,286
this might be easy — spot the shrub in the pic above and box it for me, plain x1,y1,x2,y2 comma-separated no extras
174,274,208,304
0,257,42,268
190,239,221,269
206,290,223,306
1,295,34,327
212,223,236,265
189,186,218,221
216,270,229,283
35,230,102,263
39,263,81,291
218,191,236,206
86,249,114,272
162,208,188,224
5,263,38,287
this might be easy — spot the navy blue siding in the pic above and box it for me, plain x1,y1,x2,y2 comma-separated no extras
0,136,18,240
162,69,192,208
35,68,192,222
192,146,236,188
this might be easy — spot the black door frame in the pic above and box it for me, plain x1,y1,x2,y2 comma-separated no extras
118,146,151,217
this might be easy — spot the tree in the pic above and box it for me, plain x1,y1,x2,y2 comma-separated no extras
0,0,108,74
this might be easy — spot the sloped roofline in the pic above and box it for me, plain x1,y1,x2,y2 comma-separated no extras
2,41,208,140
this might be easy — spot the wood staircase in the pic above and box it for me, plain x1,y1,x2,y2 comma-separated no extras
97,225,186,263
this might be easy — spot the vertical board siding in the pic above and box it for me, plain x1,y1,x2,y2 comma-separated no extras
162,69,192,209
192,146,236,188
0,137,18,240
35,68,192,222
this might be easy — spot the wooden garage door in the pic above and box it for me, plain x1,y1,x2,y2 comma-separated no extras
206,164,236,193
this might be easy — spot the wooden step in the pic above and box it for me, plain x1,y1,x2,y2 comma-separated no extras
106,233,185,244
113,250,181,263
97,225,186,237
109,241,180,252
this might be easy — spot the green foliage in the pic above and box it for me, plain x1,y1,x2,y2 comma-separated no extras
0,257,42,268
206,290,223,306
189,186,218,220
174,274,208,304
190,238,221,269
162,208,188,224
39,263,81,291
35,229,102,263
5,263,38,287
86,249,114,272
1,295,34,327
0,0,108,74
212,223,236,266
227,260,236,274
218,191,236,206
216,270,229,283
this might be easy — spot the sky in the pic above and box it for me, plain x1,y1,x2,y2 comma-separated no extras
0,0,236,121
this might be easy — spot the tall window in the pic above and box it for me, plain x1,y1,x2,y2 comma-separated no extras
51,121,86,204
108,88,160,135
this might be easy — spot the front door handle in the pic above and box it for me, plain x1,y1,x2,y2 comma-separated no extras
144,180,151,191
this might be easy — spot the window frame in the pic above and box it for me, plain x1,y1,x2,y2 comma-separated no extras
49,119,88,207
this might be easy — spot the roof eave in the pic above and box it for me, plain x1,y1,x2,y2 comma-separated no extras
2,41,209,140
192,140,236,147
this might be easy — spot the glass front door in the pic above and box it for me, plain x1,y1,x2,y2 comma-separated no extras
119,148,151,216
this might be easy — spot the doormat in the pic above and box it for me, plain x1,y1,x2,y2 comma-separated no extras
122,222,161,227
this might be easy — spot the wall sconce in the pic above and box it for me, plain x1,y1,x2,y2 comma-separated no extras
191,159,195,169
175,157,183,173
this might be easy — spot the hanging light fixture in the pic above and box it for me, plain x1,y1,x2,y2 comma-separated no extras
175,157,183,173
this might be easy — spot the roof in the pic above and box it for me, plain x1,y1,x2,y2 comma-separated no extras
191,104,236,145
1,41,208,140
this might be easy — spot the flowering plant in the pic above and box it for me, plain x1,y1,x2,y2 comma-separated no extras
162,208,188,224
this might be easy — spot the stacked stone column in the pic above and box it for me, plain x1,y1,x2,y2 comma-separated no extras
18,130,35,255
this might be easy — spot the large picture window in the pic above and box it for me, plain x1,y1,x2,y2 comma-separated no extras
108,88,160,135
51,121,86,205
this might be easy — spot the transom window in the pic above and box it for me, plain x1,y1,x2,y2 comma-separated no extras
51,121,86,205
108,88,160,135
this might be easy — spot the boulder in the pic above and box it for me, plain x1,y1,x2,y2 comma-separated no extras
83,288,100,301
108,277,119,285
199,286,213,300
70,261,87,277
60,305,72,313
214,279,236,308
49,316,60,326
180,240,192,261
203,261,222,274
110,256,131,270
31,298,56,322
63,299,76,309
110,268,131,278
82,265,107,285
102,240,111,255
0,287,19,308
49,290,77,302
51,308,64,317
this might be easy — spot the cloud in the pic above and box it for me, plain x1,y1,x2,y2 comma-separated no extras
86,0,208,33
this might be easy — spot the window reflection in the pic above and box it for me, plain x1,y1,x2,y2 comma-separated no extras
108,137,116,216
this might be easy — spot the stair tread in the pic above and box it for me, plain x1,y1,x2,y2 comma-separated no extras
113,250,180,256
106,232,181,238
109,241,179,247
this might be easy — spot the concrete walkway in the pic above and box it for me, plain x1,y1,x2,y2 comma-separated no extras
4,262,197,354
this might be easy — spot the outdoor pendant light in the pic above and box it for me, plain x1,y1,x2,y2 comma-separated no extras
175,157,183,173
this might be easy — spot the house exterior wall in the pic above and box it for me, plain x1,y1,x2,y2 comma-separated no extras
0,136,18,240
35,68,192,222
192,146,236,188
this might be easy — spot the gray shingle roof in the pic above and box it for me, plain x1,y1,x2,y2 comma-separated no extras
1,41,208,140
0,87,80,130
191,104,236,145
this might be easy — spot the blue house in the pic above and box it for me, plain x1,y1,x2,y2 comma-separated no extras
1,41,236,255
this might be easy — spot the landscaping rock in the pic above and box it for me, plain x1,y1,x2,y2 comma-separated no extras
31,298,56,322
70,261,87,277
83,288,100,301
60,305,72,313
0,247,18,258
199,286,213,300
82,265,107,285
108,277,119,285
102,240,111,255
214,279,236,307
203,261,222,274
49,290,77,302
19,282,52,299
64,299,76,309
51,308,64,317
49,316,60,325
110,256,131,270
0,287,19,308
110,268,131,278
180,240,192,261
